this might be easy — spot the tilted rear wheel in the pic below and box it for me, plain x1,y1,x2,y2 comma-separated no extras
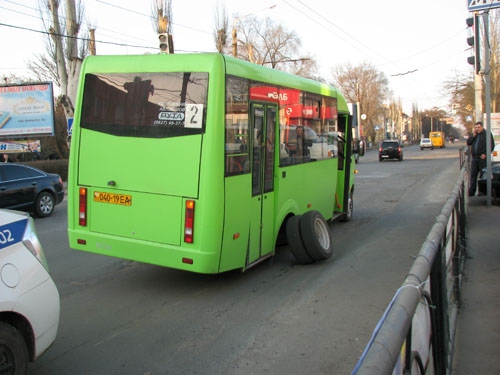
299,211,333,262
286,215,314,265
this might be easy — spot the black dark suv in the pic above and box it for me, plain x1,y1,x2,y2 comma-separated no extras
379,140,403,161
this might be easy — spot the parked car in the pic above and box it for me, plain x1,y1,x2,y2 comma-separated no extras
0,209,60,373
420,138,433,150
379,140,403,161
0,163,64,217
478,163,500,199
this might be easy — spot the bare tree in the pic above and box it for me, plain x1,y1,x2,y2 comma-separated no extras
332,62,389,143
26,54,60,86
255,18,300,67
441,10,500,132
421,107,449,137
230,16,317,78
442,73,474,130
26,0,87,119
9,0,89,159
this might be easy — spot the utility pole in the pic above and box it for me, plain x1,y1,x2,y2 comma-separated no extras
89,29,96,55
232,26,237,57
474,72,483,123
483,11,493,206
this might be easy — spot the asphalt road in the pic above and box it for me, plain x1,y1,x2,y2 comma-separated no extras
30,141,463,375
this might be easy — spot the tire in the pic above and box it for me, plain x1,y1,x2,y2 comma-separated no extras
340,190,354,222
286,215,314,265
0,322,29,375
299,211,333,261
35,191,55,218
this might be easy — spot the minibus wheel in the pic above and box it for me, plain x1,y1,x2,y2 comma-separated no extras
340,190,354,222
286,215,314,265
299,211,333,261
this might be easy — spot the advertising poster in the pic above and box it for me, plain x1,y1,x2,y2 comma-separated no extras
0,139,41,153
0,82,55,136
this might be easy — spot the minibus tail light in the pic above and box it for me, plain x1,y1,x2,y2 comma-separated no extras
184,200,195,243
79,187,87,226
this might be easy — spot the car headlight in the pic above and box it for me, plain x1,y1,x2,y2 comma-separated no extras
22,217,49,271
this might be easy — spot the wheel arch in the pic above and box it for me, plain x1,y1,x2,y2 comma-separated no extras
274,198,301,245
37,189,56,201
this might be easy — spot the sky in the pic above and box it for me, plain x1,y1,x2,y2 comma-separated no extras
0,0,475,115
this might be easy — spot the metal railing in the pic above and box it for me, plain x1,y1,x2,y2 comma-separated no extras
352,153,468,375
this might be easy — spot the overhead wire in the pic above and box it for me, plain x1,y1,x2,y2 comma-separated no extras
279,0,427,102
0,22,157,50
280,0,470,108
289,0,393,66
1,2,207,56
1,0,475,109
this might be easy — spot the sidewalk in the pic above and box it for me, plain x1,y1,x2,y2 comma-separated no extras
452,196,500,374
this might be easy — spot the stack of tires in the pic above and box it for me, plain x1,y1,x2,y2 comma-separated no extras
286,210,333,264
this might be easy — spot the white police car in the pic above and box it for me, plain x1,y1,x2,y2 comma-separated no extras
0,209,60,374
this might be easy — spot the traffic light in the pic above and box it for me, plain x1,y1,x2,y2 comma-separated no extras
158,33,174,54
466,14,480,74
159,33,169,53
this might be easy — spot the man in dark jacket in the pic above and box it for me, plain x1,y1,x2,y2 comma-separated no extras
467,121,495,196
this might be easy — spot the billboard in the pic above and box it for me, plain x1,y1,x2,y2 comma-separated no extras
0,82,55,137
